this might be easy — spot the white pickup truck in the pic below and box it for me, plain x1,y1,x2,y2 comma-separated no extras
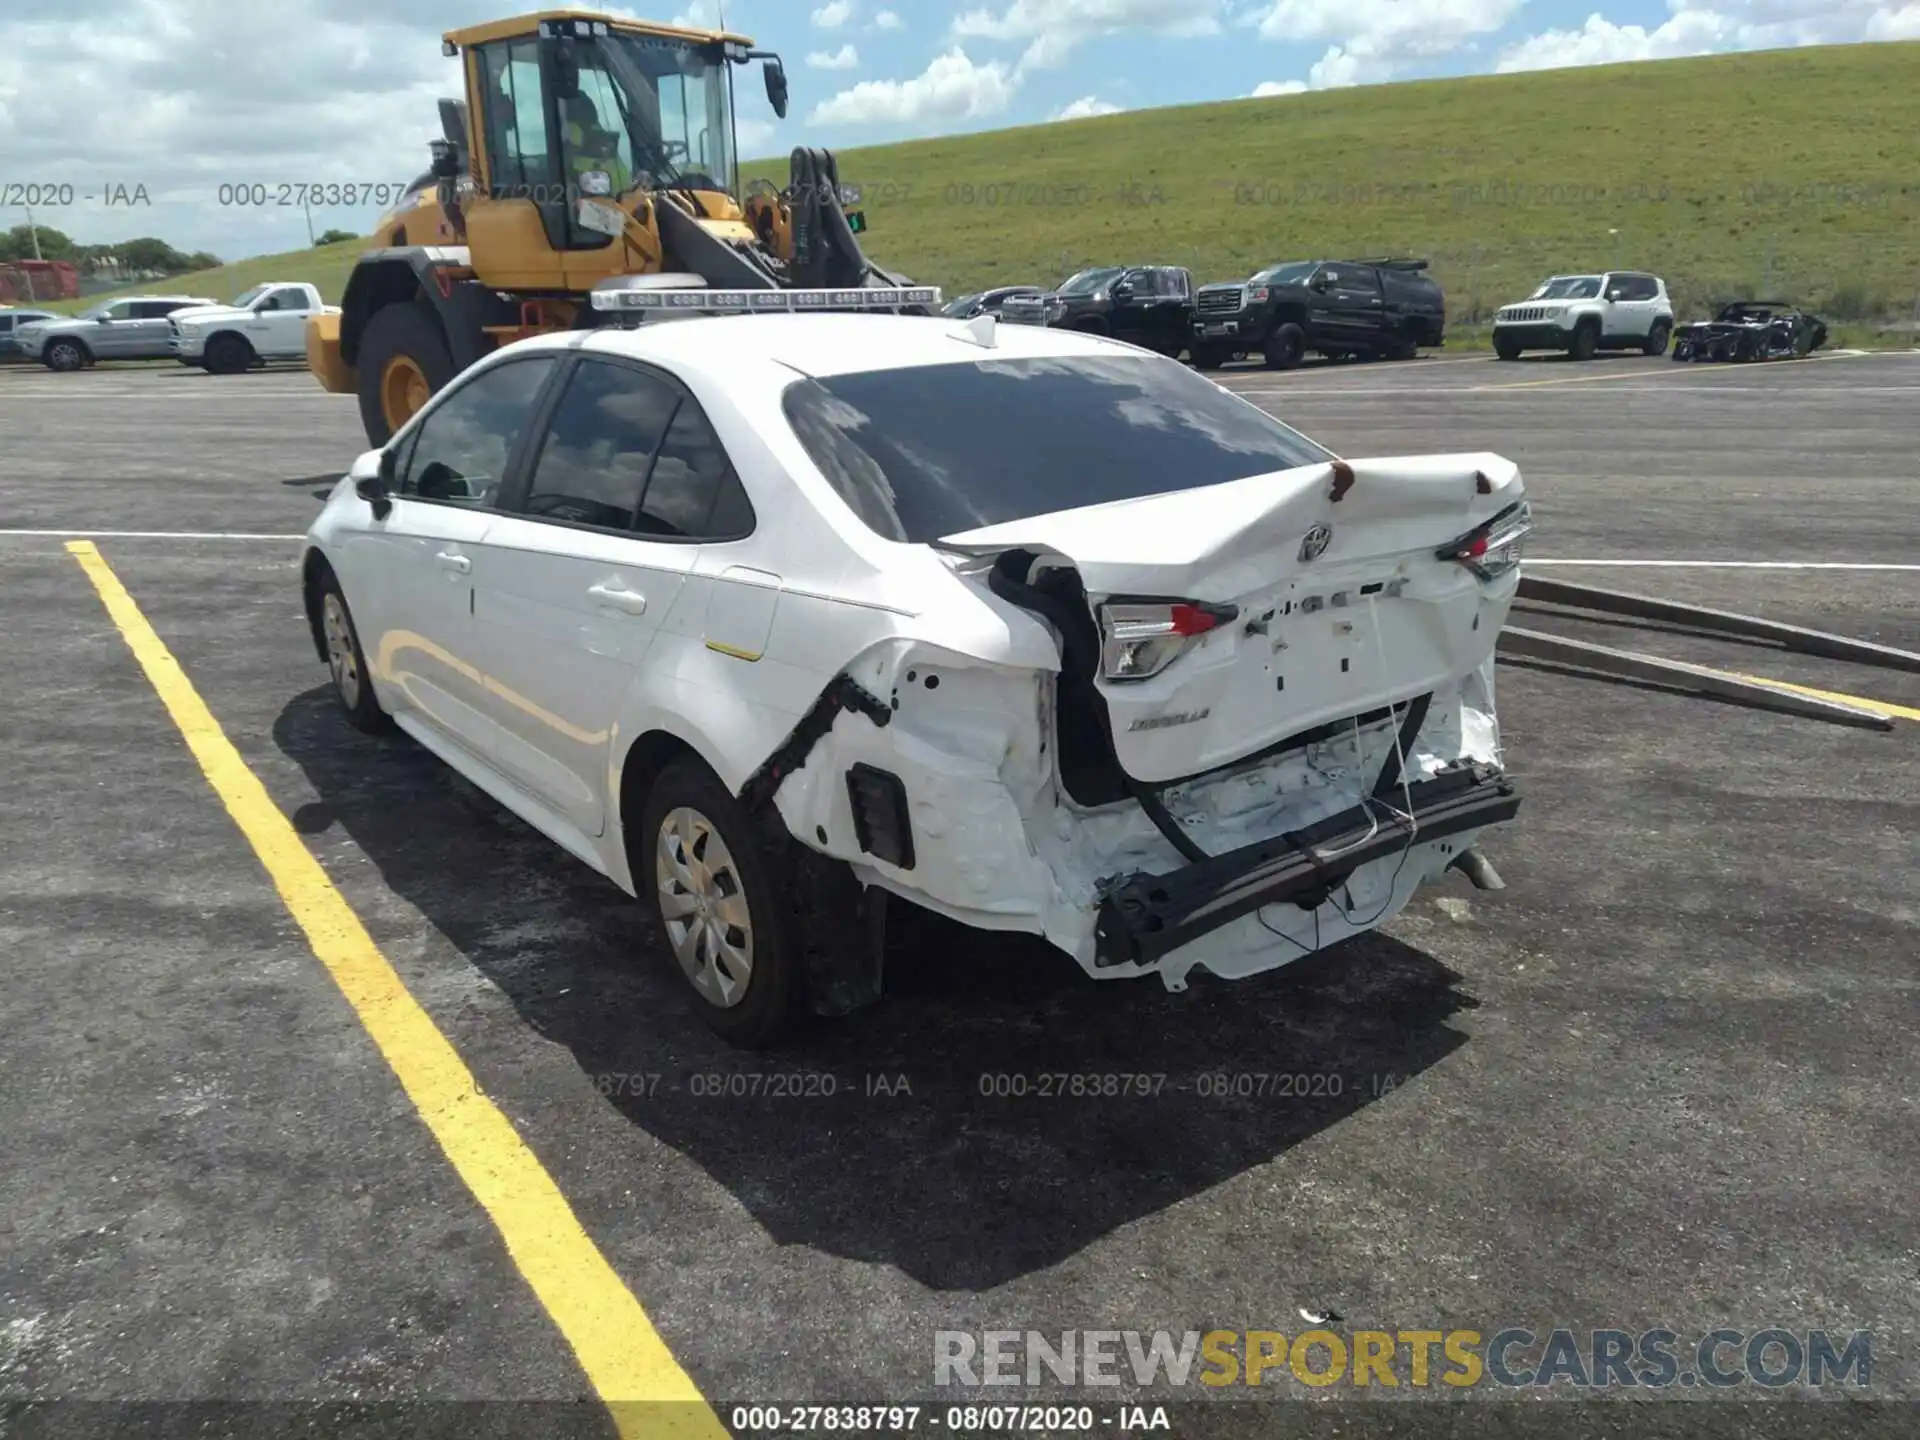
169,282,340,373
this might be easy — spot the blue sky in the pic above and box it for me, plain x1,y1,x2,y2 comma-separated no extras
3,0,1913,259
677,0,1919,151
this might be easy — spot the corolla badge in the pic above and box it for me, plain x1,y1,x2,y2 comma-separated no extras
1299,523,1333,562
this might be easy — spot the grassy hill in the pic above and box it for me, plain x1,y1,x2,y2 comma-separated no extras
44,42,1920,343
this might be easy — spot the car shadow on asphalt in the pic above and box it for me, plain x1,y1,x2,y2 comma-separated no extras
274,686,1477,1291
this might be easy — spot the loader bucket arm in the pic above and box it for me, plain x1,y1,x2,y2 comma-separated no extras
788,148,892,289
652,197,781,290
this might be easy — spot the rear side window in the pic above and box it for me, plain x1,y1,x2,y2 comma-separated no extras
782,354,1335,545
520,359,754,539
524,360,682,530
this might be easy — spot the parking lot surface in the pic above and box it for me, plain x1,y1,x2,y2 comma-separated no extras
2,348,1916,1437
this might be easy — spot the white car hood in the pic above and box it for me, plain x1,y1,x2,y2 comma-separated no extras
169,305,247,325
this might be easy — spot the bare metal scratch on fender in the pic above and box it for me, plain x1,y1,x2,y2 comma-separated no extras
1129,709,1212,732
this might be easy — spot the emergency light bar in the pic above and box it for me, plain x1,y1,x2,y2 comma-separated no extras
590,285,941,313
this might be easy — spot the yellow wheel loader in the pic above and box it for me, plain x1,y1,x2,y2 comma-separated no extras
306,9,936,445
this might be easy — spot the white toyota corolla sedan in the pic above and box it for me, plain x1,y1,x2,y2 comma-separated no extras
302,311,1529,1045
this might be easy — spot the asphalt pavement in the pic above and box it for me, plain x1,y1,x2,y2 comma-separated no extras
1,347,1916,1438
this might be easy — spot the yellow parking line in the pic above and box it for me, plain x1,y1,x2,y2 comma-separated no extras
1719,667,1920,723
65,541,723,1440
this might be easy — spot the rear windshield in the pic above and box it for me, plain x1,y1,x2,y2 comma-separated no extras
780,354,1336,544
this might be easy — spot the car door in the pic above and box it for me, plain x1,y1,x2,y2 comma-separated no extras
468,356,744,837
337,354,561,763
1332,266,1385,345
247,287,310,356
1106,268,1156,347
1599,274,1637,341
1148,269,1192,355
1305,264,1346,343
88,300,140,357
124,301,182,357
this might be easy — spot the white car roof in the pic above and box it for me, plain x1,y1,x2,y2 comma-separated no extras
549,312,1142,381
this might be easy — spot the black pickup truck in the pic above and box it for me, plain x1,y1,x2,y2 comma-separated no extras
997,264,1195,357
1190,259,1444,370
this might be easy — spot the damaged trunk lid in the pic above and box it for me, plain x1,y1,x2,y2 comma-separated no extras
945,455,1528,785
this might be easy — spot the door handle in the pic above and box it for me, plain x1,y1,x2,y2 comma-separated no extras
434,550,471,574
587,580,647,615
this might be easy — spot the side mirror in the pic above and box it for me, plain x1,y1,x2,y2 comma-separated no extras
355,448,395,519
429,138,461,180
1310,276,1330,292
1112,281,1134,299
764,58,789,119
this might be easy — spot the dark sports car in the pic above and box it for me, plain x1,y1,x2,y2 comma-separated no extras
1672,300,1828,362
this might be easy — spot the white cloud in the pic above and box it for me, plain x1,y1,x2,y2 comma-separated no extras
1251,0,1524,85
872,8,904,28
952,0,1223,73
1866,2,1920,35
1250,78,1308,95
1051,94,1123,119
807,43,861,68
808,48,1017,126
1498,0,1920,71
811,0,854,27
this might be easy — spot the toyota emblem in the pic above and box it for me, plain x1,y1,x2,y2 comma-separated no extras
1299,523,1333,562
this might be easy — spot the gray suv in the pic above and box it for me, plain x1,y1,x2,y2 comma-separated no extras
17,295,221,372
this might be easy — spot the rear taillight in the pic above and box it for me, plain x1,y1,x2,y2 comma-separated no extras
1438,500,1532,581
1098,599,1239,682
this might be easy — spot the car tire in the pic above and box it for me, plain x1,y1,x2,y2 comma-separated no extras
1387,333,1418,361
316,570,391,735
1191,343,1229,371
638,758,825,1049
356,302,455,447
1642,320,1671,357
1263,322,1306,371
44,338,87,372
1494,336,1522,361
1569,321,1599,361
204,333,255,375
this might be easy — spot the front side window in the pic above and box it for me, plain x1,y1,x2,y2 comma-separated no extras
523,360,682,530
1532,276,1602,300
399,357,557,507
1057,267,1121,296
1253,262,1316,286
636,400,754,539
782,355,1335,545
231,284,271,308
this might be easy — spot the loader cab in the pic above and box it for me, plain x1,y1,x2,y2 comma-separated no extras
450,12,769,290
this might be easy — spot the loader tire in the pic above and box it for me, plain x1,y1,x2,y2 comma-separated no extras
357,303,455,447
1263,323,1306,371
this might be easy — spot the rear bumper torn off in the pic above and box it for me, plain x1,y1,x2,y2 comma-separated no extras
1093,762,1520,969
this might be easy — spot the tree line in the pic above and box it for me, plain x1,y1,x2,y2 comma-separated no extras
0,224,360,275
